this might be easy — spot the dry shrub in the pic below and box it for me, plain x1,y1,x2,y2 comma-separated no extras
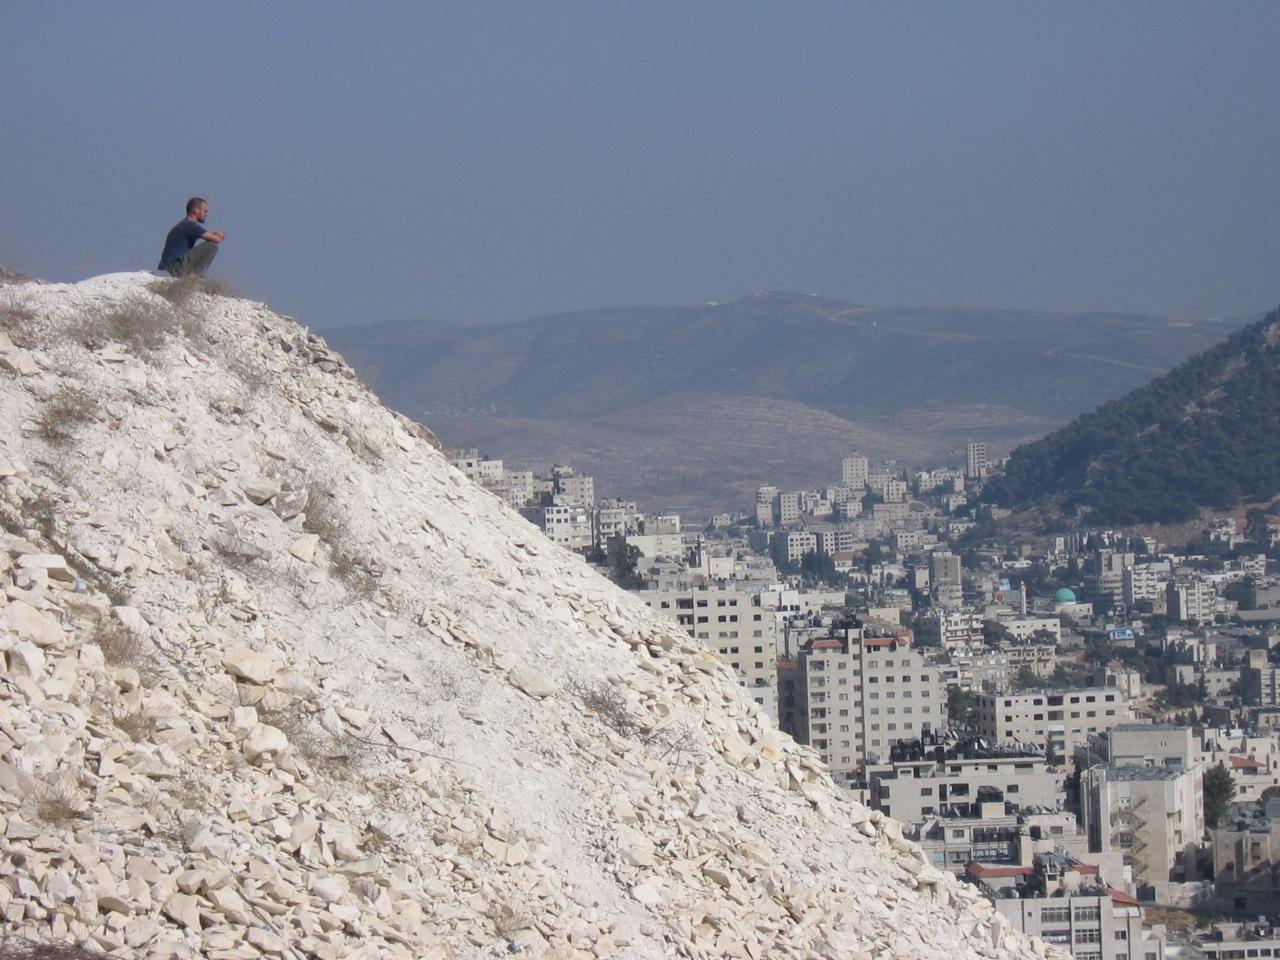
301,482,344,542
33,782,88,826
570,678,640,738
0,937,113,960
38,386,96,446
0,301,39,348
488,902,531,941
259,703,360,780
301,483,380,596
112,709,157,744
71,296,181,353
90,616,139,667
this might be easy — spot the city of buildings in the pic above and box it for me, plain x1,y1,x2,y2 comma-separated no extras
447,439,1280,960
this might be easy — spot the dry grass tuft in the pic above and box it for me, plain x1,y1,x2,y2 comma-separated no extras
488,903,531,941
300,483,380,597
38,386,96,446
570,678,640,738
112,709,157,744
259,703,361,780
0,936,114,960
90,616,140,667
33,782,88,826
70,296,182,353
0,301,40,348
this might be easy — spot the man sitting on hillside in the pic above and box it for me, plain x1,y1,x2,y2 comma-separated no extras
157,197,225,277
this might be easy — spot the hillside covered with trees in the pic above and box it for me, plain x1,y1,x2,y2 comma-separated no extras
985,306,1280,524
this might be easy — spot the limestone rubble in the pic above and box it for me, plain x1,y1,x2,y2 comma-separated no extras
0,273,1067,959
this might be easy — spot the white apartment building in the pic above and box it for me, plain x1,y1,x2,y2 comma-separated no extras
594,498,637,548
998,616,1062,643
882,478,908,503
976,854,1164,960
977,688,1131,759
551,467,594,507
641,586,780,707
494,470,535,509
755,485,778,526
1123,562,1169,609
921,609,985,651
812,525,859,557
778,628,944,785
777,492,801,525
841,454,869,489
868,741,1065,824
778,529,817,565
542,499,593,552
1167,577,1217,624
930,551,963,587
965,441,988,479
1081,763,1203,890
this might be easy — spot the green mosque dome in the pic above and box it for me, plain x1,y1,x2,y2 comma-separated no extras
1054,587,1077,604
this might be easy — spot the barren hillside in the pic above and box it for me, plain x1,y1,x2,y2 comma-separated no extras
0,273,1062,959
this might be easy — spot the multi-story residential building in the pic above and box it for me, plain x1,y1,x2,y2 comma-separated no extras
1087,550,1135,611
965,441,988,480
930,551,963,588
841,453,869,490
1193,921,1280,960
971,853,1165,960
997,615,1061,643
594,498,637,549
777,529,817,566
777,627,945,786
641,585,780,708
755,485,778,526
494,469,535,509
921,609,985,651
882,478,908,503
1244,648,1280,707
1123,562,1169,610
551,465,595,507
1167,576,1217,624
777,491,801,525
541,499,593,552
448,448,505,484
867,737,1065,824
892,528,929,552
812,525,860,557
976,688,1132,760
1103,724,1194,768
1081,764,1203,891
1211,801,1280,916
909,809,1087,875
1196,725,1280,803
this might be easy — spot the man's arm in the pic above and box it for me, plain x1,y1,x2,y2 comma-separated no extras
200,230,225,243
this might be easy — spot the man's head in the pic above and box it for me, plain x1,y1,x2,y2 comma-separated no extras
185,197,209,222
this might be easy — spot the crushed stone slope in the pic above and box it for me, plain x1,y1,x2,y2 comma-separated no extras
0,273,1064,959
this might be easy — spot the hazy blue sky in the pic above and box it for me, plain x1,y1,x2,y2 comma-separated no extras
4,3,1278,328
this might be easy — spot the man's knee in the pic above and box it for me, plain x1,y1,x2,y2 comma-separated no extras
174,242,218,277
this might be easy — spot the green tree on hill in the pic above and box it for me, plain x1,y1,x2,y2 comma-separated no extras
1204,763,1238,829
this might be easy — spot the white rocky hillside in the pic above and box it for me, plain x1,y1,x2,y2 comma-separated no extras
0,272,1065,960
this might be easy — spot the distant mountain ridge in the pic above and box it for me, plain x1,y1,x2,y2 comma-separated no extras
323,291,1253,514
985,305,1280,524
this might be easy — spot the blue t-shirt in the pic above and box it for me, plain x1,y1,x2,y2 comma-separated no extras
158,219,208,270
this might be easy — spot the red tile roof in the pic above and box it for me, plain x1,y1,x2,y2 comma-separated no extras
1109,888,1139,906
1229,755,1265,770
